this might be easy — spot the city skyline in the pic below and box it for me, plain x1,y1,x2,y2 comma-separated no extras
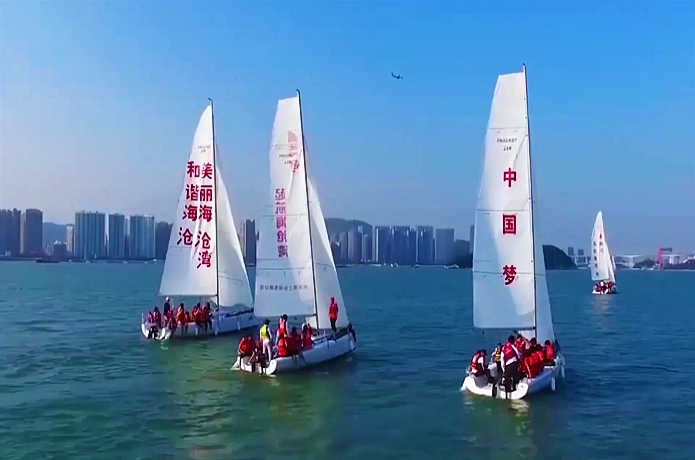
1,2,693,255
3,205,690,260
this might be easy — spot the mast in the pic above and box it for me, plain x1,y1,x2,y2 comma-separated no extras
296,89,321,328
522,64,538,337
208,98,221,305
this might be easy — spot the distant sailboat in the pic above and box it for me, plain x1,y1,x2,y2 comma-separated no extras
591,211,618,294
141,102,257,341
233,91,357,375
460,65,565,400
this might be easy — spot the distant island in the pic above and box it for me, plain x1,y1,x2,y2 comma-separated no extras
452,245,576,270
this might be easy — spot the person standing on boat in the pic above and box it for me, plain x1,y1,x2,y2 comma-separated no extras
491,343,503,375
501,335,522,389
278,314,288,337
329,297,339,333
260,319,274,360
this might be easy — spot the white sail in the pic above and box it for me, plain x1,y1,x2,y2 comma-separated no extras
254,96,316,319
306,178,349,330
591,211,616,283
160,106,218,297
216,171,254,308
472,68,555,343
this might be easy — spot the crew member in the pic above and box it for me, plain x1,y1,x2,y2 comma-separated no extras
260,319,273,360
491,343,503,376
501,335,521,391
469,349,492,383
329,297,339,333
278,314,288,337
276,332,289,358
543,340,556,365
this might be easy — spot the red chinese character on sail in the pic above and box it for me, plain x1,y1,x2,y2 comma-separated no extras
276,205,286,215
186,184,199,201
187,161,200,178
278,245,288,258
196,231,212,250
201,162,213,179
197,251,212,269
292,160,299,173
502,264,517,285
275,188,286,202
199,205,213,222
177,228,194,246
276,216,286,229
183,205,198,221
502,214,517,235
200,185,213,202
503,168,517,187
277,230,287,243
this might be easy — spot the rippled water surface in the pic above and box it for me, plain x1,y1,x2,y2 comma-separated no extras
0,262,693,460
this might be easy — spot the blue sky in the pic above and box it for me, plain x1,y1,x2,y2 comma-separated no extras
1,0,693,254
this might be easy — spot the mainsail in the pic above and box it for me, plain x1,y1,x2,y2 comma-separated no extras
159,105,253,309
591,211,616,283
472,67,555,344
254,95,347,330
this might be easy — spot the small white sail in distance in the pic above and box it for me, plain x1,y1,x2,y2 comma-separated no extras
158,105,253,310
591,211,616,284
472,66,555,344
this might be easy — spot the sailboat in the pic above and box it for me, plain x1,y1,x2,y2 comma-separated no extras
591,211,617,294
233,91,357,375
460,65,566,400
141,101,258,341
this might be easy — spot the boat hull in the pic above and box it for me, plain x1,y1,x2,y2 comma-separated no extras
592,287,618,295
141,309,259,341
461,354,565,400
232,332,356,376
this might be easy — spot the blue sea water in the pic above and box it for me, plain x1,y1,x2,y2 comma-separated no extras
0,262,693,460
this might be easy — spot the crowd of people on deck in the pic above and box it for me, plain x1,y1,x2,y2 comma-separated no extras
145,298,214,339
594,280,616,293
468,333,558,393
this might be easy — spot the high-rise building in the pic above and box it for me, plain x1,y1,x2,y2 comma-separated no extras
65,224,74,255
155,221,173,260
361,232,372,263
407,228,418,265
373,226,391,264
469,224,475,254
435,228,455,264
107,214,126,259
338,232,348,263
20,209,43,256
74,211,106,260
240,219,257,265
129,215,156,259
348,229,362,264
567,246,575,256
392,226,410,265
416,225,435,265
0,209,21,256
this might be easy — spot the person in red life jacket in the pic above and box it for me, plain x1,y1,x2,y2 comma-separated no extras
469,349,492,383
276,332,290,358
514,334,530,357
305,322,314,337
543,340,556,365
532,346,546,374
153,307,162,328
501,335,522,391
203,302,213,331
523,347,543,379
288,327,302,354
329,297,339,333
278,314,288,337
301,325,313,350
238,335,256,358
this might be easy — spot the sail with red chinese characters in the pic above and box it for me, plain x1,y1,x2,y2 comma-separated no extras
472,68,555,344
158,105,253,309
254,96,316,319
591,211,616,284
254,96,348,329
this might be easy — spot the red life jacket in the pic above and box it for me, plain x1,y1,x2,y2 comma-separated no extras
502,342,519,365
329,303,338,320
544,343,556,362
278,318,287,336
514,337,526,353
526,352,541,378
277,337,289,357
469,352,484,372
301,332,313,350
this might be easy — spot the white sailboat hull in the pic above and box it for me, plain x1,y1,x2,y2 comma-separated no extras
461,354,565,400
141,308,259,341
232,332,356,376
592,286,618,295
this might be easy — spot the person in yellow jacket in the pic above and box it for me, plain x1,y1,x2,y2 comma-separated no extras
259,319,274,360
